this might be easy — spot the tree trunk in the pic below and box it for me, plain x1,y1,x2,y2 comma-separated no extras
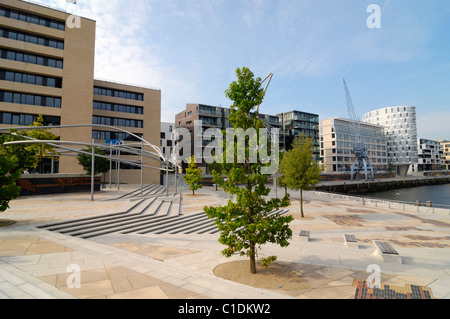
249,241,256,274
300,189,304,218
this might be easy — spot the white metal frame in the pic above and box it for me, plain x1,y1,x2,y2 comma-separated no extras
0,124,181,200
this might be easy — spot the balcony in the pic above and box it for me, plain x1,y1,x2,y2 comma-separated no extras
199,117,222,128
198,106,222,117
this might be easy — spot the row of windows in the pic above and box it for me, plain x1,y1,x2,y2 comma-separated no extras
92,116,143,128
0,48,64,69
329,156,388,163
92,130,143,142
0,90,61,108
94,87,143,101
0,112,60,126
0,27,64,50
0,6,65,31
0,69,62,88
93,101,143,115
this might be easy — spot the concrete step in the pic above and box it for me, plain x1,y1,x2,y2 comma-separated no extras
47,198,159,234
38,198,149,230
132,212,207,235
68,204,170,238
0,264,64,299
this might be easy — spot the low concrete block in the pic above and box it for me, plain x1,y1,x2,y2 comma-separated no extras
298,230,310,243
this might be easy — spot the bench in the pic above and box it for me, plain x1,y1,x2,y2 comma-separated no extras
298,230,310,242
372,240,402,264
343,234,358,248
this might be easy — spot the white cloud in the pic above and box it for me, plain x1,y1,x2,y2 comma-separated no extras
36,0,200,124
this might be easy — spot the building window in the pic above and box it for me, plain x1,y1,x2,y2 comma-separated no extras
0,48,63,69
94,87,143,101
92,130,143,142
0,6,65,30
0,27,64,50
0,112,60,126
0,91,61,108
93,101,143,114
0,69,62,88
92,116,143,128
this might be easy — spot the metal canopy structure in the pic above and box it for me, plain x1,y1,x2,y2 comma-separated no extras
343,79,375,181
0,124,181,200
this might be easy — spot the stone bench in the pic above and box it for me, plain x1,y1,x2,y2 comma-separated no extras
372,240,402,264
298,230,310,242
343,234,358,248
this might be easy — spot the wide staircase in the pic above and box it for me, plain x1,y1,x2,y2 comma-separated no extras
37,184,290,239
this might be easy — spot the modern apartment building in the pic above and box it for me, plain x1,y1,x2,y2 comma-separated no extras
276,110,320,158
437,140,450,171
320,118,388,173
363,106,418,176
0,0,161,184
410,138,444,174
160,122,174,158
174,104,319,171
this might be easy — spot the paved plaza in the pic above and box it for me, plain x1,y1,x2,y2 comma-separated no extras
0,183,449,299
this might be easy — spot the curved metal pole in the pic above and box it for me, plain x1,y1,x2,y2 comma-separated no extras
2,124,182,196
0,124,166,162
3,139,171,171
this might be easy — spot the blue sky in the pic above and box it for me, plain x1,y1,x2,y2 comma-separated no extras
39,0,450,140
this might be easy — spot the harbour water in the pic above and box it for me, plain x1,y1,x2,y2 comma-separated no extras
367,183,450,208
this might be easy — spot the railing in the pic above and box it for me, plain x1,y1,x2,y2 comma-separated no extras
312,190,450,215
198,108,222,117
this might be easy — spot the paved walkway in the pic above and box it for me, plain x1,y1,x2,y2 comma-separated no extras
1,184,449,299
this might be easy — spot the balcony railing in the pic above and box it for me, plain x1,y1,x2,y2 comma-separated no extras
198,107,222,117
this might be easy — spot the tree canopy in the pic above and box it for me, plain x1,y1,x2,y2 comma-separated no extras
77,146,110,176
204,67,293,274
183,155,203,195
279,134,321,218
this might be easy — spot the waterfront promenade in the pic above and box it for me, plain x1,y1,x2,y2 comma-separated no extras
0,184,449,299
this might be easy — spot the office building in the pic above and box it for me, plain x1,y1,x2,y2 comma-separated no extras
320,118,388,173
0,0,161,184
363,106,418,176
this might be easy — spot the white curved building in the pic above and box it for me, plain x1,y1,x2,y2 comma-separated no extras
363,106,418,176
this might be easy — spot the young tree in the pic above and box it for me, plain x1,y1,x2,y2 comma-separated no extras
0,136,22,213
279,134,321,218
0,117,59,213
77,146,110,176
207,161,223,191
204,67,292,274
21,115,59,173
183,155,203,195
